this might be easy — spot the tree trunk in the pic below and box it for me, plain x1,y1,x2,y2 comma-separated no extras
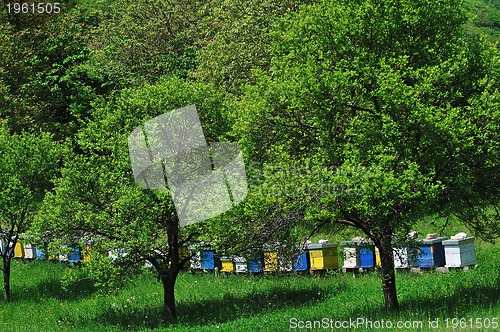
161,273,177,320
3,256,11,302
377,239,399,312
161,216,181,321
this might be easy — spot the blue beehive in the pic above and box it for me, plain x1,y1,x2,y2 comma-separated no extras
359,244,376,269
418,236,447,268
35,247,46,259
292,250,309,272
248,254,264,273
68,246,81,263
201,249,221,270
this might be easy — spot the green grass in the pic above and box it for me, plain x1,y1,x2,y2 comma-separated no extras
0,245,498,331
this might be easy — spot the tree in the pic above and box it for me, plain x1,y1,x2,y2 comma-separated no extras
0,123,62,302
234,0,499,312
89,0,207,89
34,77,233,320
0,1,105,137
195,0,313,95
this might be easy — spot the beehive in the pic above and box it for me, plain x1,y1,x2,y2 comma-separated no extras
35,247,46,259
248,254,264,273
220,256,235,272
189,248,202,270
292,250,309,272
68,246,81,263
307,243,338,270
201,249,221,270
359,243,375,268
341,242,361,269
82,246,92,262
393,246,419,268
14,242,24,258
375,247,381,268
234,256,247,273
278,252,293,272
264,251,279,272
108,248,127,263
442,237,476,268
23,244,36,259
0,239,13,257
418,237,447,268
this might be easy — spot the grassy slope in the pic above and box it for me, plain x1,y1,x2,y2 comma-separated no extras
0,245,498,331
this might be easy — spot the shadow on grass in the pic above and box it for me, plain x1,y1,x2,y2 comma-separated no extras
10,261,98,303
335,277,499,321
399,283,500,316
83,275,498,330
12,278,98,303
60,282,340,330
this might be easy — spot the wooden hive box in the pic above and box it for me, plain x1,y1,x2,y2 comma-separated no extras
375,247,382,268
264,251,279,272
68,246,81,263
82,246,92,262
23,244,36,259
35,247,46,259
14,242,24,259
220,256,235,272
341,242,361,269
442,237,476,268
248,254,264,273
234,256,247,273
0,239,14,257
201,249,221,270
418,237,447,268
188,246,202,270
393,246,419,268
307,243,338,270
292,250,309,272
278,251,293,272
359,243,375,268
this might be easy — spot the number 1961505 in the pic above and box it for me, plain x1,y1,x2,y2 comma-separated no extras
6,2,61,14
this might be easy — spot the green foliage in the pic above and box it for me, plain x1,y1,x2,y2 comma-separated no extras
235,0,499,241
195,0,313,94
0,2,105,137
0,123,63,232
89,0,206,88
465,0,500,43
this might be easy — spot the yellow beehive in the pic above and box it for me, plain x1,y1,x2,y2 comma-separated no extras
375,247,382,268
264,252,279,272
83,246,92,262
14,242,24,258
220,257,235,272
307,243,338,270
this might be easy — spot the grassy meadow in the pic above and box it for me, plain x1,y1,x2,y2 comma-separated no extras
0,244,498,331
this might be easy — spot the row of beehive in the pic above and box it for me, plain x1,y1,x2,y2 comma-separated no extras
1,241,83,263
6,235,476,271
339,236,476,270
189,236,476,273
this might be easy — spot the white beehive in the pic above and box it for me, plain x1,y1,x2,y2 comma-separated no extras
234,256,248,273
189,250,201,270
341,242,361,269
23,244,36,259
393,247,419,268
442,237,476,268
